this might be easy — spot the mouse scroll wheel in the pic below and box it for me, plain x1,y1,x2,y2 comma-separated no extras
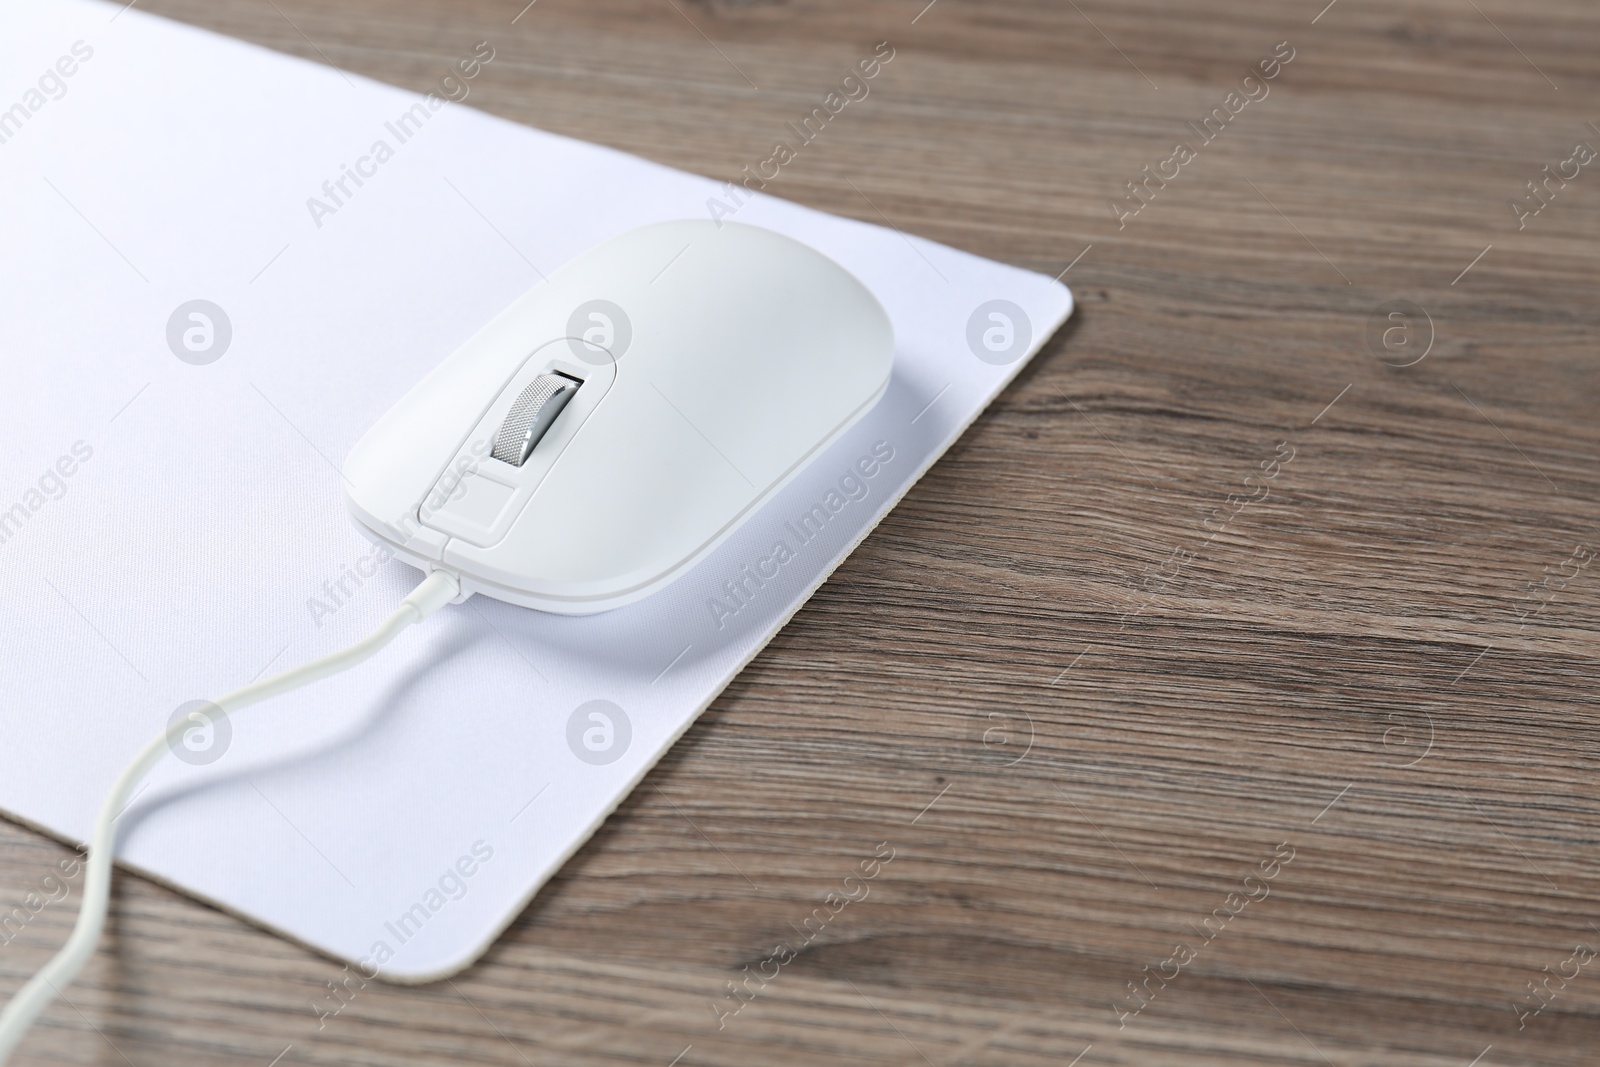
491,373,580,467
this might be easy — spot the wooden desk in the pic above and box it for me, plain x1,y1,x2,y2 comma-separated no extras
4,0,1598,1063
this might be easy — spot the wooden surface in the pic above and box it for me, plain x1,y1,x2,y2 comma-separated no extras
5,0,1600,1063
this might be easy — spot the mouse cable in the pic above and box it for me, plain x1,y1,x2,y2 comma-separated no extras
0,568,462,1065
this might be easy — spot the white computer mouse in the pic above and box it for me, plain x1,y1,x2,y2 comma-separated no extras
342,220,894,614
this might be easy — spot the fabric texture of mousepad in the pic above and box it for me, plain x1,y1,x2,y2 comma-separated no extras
0,0,1073,979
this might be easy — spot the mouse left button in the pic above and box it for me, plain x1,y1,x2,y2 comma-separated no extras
492,373,580,467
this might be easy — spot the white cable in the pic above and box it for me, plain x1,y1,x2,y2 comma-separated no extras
0,568,461,1065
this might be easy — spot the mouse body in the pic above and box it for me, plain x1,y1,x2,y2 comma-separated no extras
342,220,895,614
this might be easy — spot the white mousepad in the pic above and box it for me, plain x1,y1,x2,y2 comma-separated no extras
0,0,1073,979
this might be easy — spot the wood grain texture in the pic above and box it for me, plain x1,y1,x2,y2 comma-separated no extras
4,0,1600,1063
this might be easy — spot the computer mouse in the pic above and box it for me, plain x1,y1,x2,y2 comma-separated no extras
342,220,895,614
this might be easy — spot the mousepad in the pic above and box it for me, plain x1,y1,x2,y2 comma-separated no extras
0,0,1073,979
